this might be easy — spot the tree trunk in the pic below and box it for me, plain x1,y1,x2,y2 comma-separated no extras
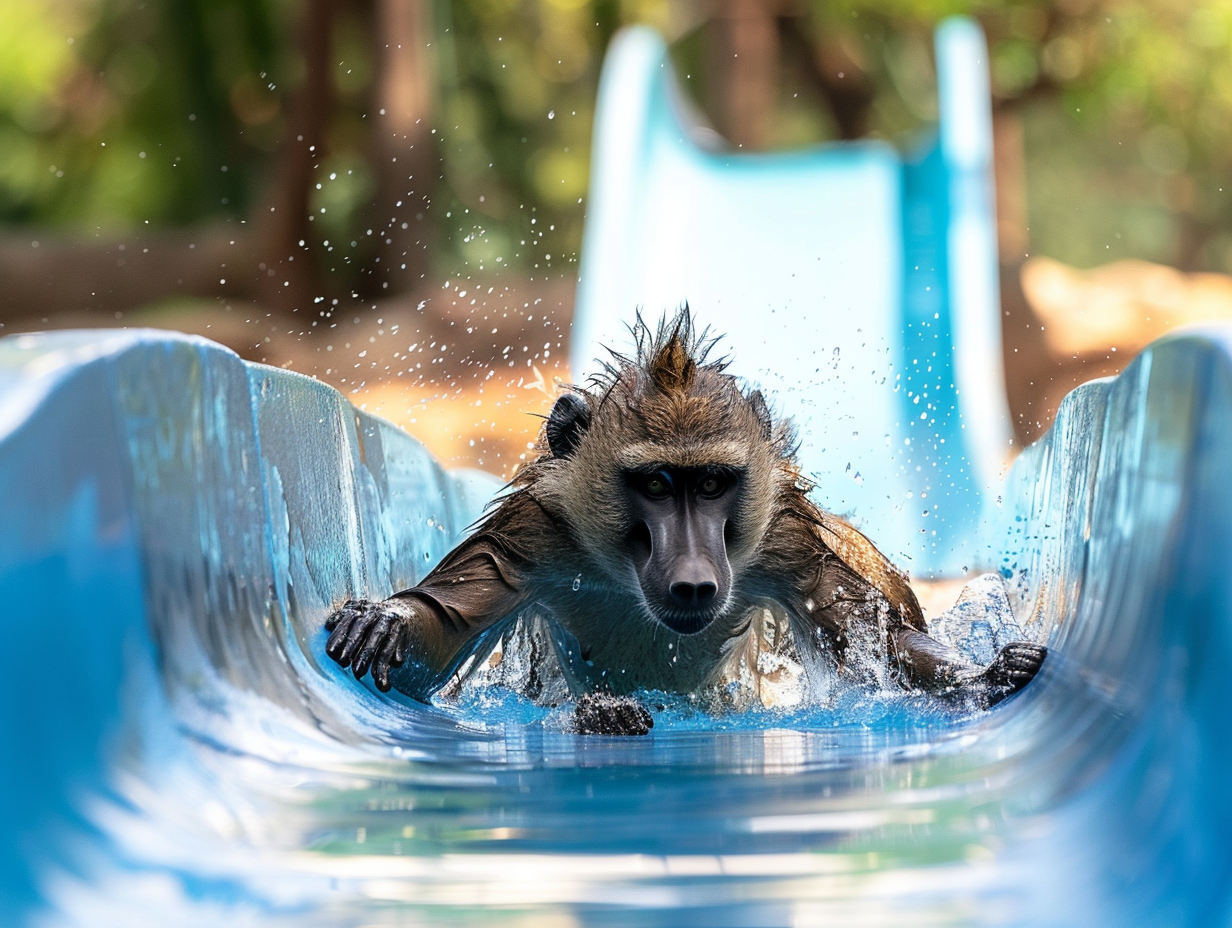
259,0,334,314
776,16,874,142
707,0,779,150
367,0,438,296
992,110,1029,264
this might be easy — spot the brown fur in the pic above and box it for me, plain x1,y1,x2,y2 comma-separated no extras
327,310,1045,707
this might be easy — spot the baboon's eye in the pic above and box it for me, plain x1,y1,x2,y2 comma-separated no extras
641,473,671,499
698,475,724,497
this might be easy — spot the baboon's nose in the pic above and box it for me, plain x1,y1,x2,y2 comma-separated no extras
669,580,718,610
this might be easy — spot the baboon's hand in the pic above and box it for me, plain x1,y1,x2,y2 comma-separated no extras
573,693,654,736
324,599,411,692
977,641,1047,705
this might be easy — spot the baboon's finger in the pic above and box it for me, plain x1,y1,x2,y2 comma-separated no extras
325,615,357,661
337,612,379,665
375,632,403,687
392,623,408,667
352,615,392,679
324,599,358,631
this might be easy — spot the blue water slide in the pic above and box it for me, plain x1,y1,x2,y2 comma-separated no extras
2,326,1231,925
2,15,1232,926
0,330,495,924
574,19,1008,578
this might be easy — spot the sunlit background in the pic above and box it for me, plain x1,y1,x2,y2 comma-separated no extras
4,0,1232,474
3,8,1231,922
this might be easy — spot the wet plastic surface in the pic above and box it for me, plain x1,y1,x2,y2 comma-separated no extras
573,20,1011,577
0,330,496,924
2,326,1231,926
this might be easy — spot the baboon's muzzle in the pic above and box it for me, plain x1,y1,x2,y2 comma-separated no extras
630,496,732,635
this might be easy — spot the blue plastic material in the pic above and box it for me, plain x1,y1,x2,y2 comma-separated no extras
573,19,1009,577
1,326,1231,924
0,330,496,924
2,326,1232,925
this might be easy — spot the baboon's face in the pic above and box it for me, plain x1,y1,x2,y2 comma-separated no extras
540,358,778,636
622,464,741,634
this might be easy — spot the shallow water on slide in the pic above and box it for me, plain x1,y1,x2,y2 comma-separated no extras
2,329,1231,927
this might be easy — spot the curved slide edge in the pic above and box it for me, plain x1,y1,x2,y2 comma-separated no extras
990,325,1232,925
0,329,497,922
573,19,1010,576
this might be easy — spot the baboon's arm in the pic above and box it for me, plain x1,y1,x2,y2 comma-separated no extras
811,513,927,634
325,491,556,699
806,512,1046,704
891,628,1049,704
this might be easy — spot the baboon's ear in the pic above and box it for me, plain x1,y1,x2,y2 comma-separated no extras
748,390,774,442
547,393,592,458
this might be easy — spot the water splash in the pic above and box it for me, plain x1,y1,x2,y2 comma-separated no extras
4,330,1232,925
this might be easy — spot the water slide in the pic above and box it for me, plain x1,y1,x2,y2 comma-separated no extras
1,18,1230,928
575,20,1011,579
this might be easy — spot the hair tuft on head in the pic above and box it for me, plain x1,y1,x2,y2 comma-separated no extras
649,328,694,393
629,305,724,395
582,306,733,411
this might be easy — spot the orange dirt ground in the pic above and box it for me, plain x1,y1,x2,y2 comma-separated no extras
6,258,1231,480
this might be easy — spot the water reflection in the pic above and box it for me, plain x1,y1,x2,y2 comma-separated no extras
16,331,1232,927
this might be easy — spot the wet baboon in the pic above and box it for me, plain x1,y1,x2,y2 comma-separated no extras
325,312,1046,732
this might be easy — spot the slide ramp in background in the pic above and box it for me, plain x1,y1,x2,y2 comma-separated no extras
574,19,1009,577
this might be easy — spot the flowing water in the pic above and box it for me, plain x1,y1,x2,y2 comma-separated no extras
3,329,1231,927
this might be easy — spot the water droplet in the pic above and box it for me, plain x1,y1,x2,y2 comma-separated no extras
571,575,581,591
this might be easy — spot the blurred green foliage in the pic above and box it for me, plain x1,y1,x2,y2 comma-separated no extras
431,0,620,274
0,0,283,227
2,0,1232,279
791,0,1232,268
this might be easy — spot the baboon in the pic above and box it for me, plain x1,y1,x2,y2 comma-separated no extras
325,312,1046,733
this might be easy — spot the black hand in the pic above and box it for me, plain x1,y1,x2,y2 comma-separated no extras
980,641,1047,704
324,599,410,690
574,693,654,736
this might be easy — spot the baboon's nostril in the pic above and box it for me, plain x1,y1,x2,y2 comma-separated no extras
670,581,717,609
669,582,695,607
